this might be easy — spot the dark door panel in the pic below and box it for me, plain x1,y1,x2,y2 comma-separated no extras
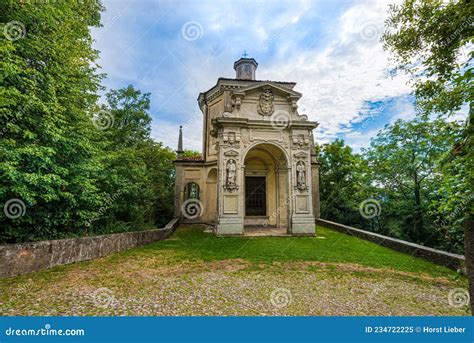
245,176,266,216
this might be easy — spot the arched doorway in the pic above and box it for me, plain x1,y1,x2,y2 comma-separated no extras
243,143,289,231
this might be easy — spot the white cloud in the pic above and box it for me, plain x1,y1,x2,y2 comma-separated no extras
343,128,381,153
93,0,412,152
259,0,411,146
342,96,416,152
151,111,203,152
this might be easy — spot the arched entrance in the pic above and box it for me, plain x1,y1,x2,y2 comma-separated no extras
243,143,289,232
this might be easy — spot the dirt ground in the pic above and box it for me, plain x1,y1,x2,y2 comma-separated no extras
0,257,470,316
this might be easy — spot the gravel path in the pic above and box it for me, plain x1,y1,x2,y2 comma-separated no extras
0,258,469,316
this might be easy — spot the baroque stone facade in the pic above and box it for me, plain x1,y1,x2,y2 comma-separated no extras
174,57,320,236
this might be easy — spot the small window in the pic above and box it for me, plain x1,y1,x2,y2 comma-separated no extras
185,182,200,200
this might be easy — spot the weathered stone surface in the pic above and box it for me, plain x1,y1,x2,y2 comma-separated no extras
0,218,179,278
316,218,465,272
175,59,318,236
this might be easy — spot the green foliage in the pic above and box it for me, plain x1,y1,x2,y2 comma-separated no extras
317,139,368,226
382,0,473,255
383,0,473,114
429,115,472,253
180,150,202,158
1,1,105,242
94,85,175,231
318,117,466,254
365,117,464,251
0,3,175,243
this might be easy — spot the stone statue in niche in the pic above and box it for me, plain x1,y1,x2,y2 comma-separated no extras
257,87,274,116
224,91,233,112
225,159,238,192
296,161,307,191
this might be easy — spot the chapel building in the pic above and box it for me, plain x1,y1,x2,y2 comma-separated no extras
174,57,320,236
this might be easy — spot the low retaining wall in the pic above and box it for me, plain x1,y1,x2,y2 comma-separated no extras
0,218,180,278
316,218,465,272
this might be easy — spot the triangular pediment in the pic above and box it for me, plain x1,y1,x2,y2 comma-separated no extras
233,82,301,99
294,151,308,159
224,149,239,156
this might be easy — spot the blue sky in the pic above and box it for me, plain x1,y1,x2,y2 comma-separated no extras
91,0,418,152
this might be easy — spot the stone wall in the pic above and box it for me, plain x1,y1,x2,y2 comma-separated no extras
316,218,465,272
0,218,179,278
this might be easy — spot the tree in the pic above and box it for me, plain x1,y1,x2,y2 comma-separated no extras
383,0,473,115
383,0,473,312
0,3,175,242
0,0,105,242
365,116,462,250
180,150,202,158
317,139,369,227
102,85,152,147
94,85,175,231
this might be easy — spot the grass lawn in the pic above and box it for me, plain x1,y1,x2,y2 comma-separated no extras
0,225,470,316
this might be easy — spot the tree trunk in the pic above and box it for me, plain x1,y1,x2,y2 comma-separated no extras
465,219,474,315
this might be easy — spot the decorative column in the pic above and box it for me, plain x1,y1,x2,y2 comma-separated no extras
216,149,244,236
290,151,316,236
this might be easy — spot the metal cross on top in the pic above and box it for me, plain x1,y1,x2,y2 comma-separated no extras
242,50,248,58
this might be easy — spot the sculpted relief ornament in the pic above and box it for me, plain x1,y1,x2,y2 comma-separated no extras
225,159,239,192
257,87,274,116
222,132,240,146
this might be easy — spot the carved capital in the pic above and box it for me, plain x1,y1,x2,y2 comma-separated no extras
222,132,241,147
292,134,311,148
